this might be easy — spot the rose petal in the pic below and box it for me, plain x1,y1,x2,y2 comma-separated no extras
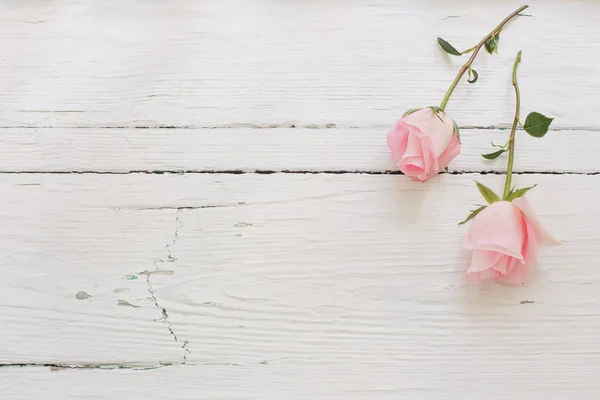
498,218,539,285
512,197,560,247
400,156,424,170
418,136,439,181
463,201,526,260
467,250,503,273
437,133,460,170
403,132,423,157
387,121,410,163
402,108,454,156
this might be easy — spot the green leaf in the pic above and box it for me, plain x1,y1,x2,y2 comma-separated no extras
475,181,501,204
437,37,462,56
458,205,487,225
481,149,506,160
452,119,461,143
491,141,507,149
484,34,500,55
461,46,476,55
505,184,537,201
428,106,444,123
403,108,421,117
467,68,478,84
523,112,553,138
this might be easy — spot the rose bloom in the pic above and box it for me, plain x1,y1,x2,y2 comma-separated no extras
463,197,559,285
387,108,460,182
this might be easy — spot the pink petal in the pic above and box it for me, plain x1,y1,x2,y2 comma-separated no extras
466,249,516,282
400,162,425,179
402,108,454,156
416,136,439,181
467,250,503,273
512,197,560,247
466,268,502,281
386,121,410,163
437,133,460,170
463,201,526,260
404,132,423,157
498,219,539,285
400,156,424,170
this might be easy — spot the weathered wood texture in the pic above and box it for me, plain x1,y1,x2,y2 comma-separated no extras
0,0,598,128
0,0,598,397
0,128,596,173
2,363,599,400
1,175,597,377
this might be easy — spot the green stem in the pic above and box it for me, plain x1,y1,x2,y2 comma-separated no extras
439,4,529,111
503,50,522,198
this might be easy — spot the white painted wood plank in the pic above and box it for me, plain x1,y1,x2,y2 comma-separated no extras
2,363,599,400
1,173,598,393
0,176,184,365
0,0,597,128
0,127,595,173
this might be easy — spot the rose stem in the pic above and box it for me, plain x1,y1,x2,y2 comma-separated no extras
503,50,522,198
439,4,529,111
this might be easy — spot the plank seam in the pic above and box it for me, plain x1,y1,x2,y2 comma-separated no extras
0,170,598,175
0,125,596,131
0,363,167,371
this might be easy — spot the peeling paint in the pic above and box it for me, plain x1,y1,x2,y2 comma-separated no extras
75,291,90,300
118,300,140,308
234,222,253,227
138,269,175,276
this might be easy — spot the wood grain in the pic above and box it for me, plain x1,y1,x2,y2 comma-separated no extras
1,0,598,396
2,363,599,400
0,174,184,365
1,173,598,393
0,127,594,173
0,0,598,128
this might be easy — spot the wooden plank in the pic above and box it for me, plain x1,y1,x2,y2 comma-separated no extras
0,175,184,365
2,363,599,399
0,127,596,173
0,0,598,128
1,172,599,388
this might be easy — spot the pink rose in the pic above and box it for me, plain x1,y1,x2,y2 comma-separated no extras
387,108,460,182
463,197,559,285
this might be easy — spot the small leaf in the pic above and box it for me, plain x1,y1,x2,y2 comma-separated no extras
459,205,487,225
523,112,553,138
475,181,501,204
481,149,506,160
452,119,461,143
437,37,462,56
491,141,507,149
505,184,537,201
467,68,478,84
484,34,500,55
403,108,421,117
461,46,476,55
428,106,444,123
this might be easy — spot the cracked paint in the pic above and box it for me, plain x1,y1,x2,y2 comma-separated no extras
145,210,190,365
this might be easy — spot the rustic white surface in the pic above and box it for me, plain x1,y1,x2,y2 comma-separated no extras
0,0,599,128
1,0,599,398
2,362,599,400
0,127,597,173
1,174,599,398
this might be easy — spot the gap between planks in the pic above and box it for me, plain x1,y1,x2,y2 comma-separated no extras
0,171,598,176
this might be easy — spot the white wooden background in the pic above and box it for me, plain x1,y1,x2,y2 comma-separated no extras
1,0,599,398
